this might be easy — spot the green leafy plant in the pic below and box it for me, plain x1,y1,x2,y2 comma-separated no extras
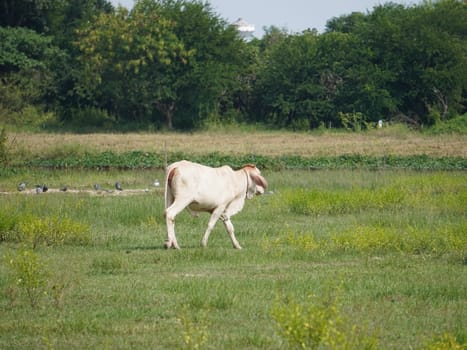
14,215,91,248
272,291,378,349
338,112,369,132
424,333,464,350
178,308,209,350
330,224,467,256
4,249,50,307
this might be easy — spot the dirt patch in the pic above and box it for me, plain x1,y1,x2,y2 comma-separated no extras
0,188,161,196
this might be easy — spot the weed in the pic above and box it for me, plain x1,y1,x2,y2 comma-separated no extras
330,224,467,256
9,214,91,248
424,333,464,350
4,249,49,307
178,308,209,350
272,291,378,349
280,187,406,216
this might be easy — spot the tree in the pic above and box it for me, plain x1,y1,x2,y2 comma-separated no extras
0,26,64,119
75,0,249,129
356,1,466,125
75,2,191,127
254,31,331,129
154,0,250,128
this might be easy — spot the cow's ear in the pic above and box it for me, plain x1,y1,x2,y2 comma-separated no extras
251,174,268,190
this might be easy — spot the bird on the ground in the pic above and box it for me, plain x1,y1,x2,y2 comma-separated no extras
42,185,48,192
18,182,27,191
115,182,123,191
36,185,43,194
93,184,101,191
153,179,160,187
60,186,68,192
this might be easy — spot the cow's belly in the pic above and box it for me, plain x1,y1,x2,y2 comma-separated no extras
188,201,215,213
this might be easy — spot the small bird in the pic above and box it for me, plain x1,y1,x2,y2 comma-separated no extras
115,182,123,191
60,186,68,192
153,179,160,187
93,184,101,191
42,185,48,193
18,182,27,191
36,185,43,194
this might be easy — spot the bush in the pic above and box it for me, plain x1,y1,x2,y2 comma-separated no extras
4,249,50,307
426,114,467,135
1,214,91,248
272,291,378,349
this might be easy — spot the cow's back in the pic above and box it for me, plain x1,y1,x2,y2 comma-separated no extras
166,161,239,208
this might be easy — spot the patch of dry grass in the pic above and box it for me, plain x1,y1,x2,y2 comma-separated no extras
9,129,467,158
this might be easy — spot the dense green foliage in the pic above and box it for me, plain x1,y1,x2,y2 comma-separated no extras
0,0,466,130
20,150,467,170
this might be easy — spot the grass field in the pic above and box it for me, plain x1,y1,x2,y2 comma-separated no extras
8,128,467,158
1,131,466,349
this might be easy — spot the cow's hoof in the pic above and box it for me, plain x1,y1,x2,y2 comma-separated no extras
163,241,172,249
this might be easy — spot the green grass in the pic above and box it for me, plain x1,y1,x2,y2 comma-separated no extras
0,169,466,349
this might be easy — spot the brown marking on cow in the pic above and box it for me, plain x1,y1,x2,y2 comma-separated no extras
242,164,257,170
167,167,177,188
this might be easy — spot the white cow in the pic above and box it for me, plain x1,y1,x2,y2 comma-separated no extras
164,160,268,249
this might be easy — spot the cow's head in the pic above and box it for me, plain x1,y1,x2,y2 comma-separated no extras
243,164,268,199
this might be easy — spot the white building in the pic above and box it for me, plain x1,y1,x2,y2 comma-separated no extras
232,18,255,40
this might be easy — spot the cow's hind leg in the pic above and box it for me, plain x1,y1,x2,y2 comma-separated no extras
164,197,192,249
222,216,242,249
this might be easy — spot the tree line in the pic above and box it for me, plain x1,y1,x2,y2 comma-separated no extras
0,0,465,130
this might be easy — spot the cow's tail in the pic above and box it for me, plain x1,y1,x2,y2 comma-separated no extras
164,165,176,210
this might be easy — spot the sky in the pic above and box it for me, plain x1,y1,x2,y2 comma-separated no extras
110,0,416,37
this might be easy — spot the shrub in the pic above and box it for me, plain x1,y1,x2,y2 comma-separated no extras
3,214,91,248
424,333,464,350
272,292,378,349
426,114,467,135
4,249,50,307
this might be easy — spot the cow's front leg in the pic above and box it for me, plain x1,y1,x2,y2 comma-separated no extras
221,215,242,249
201,207,224,247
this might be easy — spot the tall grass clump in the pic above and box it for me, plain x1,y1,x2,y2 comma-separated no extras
424,333,465,350
177,308,209,350
268,223,466,260
330,223,467,257
272,291,378,349
280,187,405,216
1,213,91,248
